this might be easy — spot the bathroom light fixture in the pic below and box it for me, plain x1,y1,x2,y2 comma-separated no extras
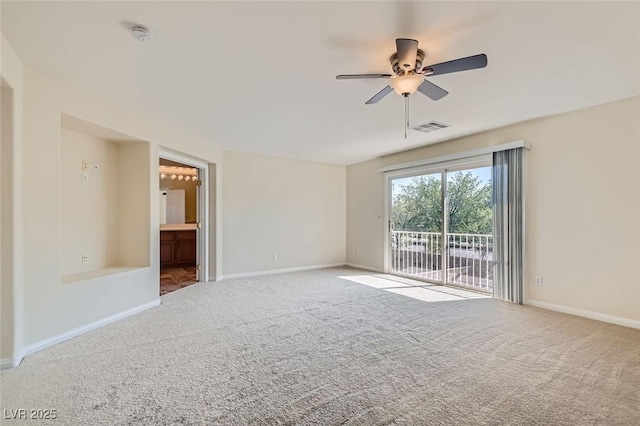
159,165,198,182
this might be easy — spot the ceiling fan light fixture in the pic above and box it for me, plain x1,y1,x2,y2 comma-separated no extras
389,74,424,96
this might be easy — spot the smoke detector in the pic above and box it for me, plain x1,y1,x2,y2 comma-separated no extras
130,25,153,42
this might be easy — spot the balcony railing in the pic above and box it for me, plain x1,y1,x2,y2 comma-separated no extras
391,231,494,292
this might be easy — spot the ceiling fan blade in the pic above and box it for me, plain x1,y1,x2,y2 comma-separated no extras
422,54,487,76
417,80,449,101
396,38,419,71
365,85,393,105
336,74,392,80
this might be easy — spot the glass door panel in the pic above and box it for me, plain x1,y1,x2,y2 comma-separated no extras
390,173,443,283
445,166,493,292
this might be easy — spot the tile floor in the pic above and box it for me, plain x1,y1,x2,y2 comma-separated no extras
160,266,198,295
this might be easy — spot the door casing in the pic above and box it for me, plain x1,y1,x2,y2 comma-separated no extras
159,149,210,282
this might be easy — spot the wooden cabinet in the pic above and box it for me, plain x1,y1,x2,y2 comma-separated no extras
160,230,196,268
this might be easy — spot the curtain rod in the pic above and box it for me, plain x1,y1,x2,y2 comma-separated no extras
377,140,530,173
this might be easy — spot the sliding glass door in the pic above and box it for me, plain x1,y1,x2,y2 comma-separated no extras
388,159,494,292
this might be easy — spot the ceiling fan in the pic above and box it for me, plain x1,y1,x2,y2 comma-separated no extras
336,38,487,137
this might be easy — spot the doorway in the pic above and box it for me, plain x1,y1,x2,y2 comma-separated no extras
387,156,494,293
158,157,202,295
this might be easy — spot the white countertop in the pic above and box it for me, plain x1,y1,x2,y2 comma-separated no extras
160,223,198,231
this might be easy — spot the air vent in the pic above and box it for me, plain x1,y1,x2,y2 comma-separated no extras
411,121,450,134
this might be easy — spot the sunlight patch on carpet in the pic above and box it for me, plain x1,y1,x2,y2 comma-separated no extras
339,274,490,302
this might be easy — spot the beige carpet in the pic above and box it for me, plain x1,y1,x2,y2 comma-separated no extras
1,267,639,425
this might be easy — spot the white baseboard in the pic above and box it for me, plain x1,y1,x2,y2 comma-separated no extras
5,299,161,369
0,358,13,370
527,300,640,329
346,263,384,273
221,263,346,280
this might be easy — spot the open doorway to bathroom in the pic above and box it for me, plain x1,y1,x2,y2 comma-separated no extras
159,157,200,295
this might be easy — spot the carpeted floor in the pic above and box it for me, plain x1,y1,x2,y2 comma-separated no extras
1,267,639,425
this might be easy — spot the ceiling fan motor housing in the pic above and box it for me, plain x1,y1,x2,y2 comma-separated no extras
391,49,425,75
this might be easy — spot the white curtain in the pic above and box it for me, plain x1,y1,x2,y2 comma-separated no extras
492,148,524,304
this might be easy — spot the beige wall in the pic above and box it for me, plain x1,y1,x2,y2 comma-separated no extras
1,85,14,360
117,143,151,268
347,96,640,323
222,151,346,276
60,128,120,275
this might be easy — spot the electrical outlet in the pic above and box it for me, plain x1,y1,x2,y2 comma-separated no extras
82,160,89,171
273,253,278,261
535,276,543,286
82,174,89,184
82,254,89,265
356,249,360,257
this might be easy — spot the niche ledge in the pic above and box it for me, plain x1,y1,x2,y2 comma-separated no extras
61,267,147,285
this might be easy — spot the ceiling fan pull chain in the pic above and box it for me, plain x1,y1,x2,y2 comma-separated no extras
404,94,409,139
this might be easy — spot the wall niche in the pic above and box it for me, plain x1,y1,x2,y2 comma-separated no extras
60,115,150,284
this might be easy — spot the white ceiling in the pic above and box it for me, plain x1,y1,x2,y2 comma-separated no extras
2,1,639,165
